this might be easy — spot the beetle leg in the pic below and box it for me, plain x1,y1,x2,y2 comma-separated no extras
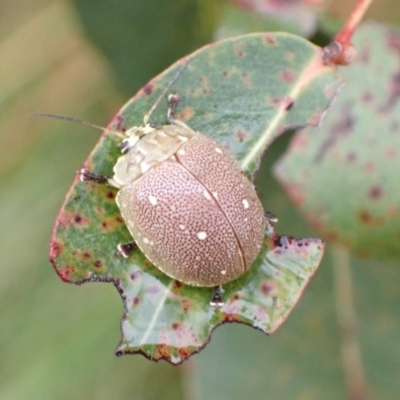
167,93,191,130
265,211,278,224
117,242,137,258
210,285,225,308
78,168,121,189
78,168,109,183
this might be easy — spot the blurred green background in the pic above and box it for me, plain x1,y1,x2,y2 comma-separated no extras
1,0,399,399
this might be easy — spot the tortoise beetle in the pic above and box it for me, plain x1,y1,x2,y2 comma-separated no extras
36,61,267,296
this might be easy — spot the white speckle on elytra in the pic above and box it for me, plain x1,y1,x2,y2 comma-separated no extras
148,195,157,205
244,217,248,222
177,149,186,156
213,192,218,199
170,205,176,212
220,270,227,275
203,190,212,201
215,147,223,154
242,199,249,209
197,231,207,240
143,237,149,244
195,255,201,261
179,224,185,230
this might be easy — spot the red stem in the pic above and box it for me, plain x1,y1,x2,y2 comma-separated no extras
335,0,373,46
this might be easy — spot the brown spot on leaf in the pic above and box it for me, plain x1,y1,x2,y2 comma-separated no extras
106,191,115,200
369,186,383,200
280,69,295,82
93,260,103,268
285,52,295,61
182,299,191,313
133,296,140,305
58,210,89,228
148,285,160,294
261,281,278,295
50,241,64,258
346,152,357,163
112,115,126,132
82,251,91,260
308,109,324,126
326,231,339,242
58,265,76,281
222,70,228,77
100,217,123,232
387,28,400,54
179,347,192,359
235,129,249,142
359,209,384,226
386,149,397,159
143,83,153,95
285,100,294,111
156,344,171,359
174,280,183,290
235,43,245,57
130,271,142,281
364,162,376,175
264,34,277,45
362,92,374,103
172,322,180,330
73,213,89,227
178,107,194,121
222,313,238,322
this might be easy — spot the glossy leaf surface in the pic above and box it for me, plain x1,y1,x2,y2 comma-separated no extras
50,32,341,363
274,24,400,259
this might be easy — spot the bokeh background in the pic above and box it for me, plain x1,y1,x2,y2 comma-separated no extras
1,0,400,399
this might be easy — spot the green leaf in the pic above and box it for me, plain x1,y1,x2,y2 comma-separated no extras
274,23,400,260
50,32,341,363
71,0,218,97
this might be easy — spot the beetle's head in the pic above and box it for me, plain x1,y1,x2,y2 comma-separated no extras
119,123,157,155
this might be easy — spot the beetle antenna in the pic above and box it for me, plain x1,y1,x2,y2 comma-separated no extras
29,113,125,138
142,57,192,125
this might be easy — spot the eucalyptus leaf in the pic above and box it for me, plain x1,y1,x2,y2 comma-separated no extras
50,32,341,363
274,23,400,260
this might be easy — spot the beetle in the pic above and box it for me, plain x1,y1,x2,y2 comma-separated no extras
34,61,268,304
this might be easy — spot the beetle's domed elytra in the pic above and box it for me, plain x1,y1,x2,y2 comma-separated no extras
114,124,266,287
